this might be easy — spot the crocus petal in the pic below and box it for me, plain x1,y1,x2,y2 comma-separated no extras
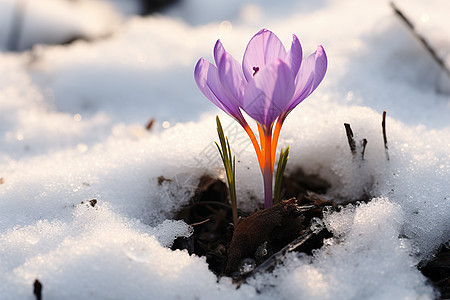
310,45,327,92
194,58,244,123
194,58,227,111
242,59,295,127
286,45,328,112
218,52,246,106
289,72,314,112
213,39,225,67
284,34,302,77
242,29,287,82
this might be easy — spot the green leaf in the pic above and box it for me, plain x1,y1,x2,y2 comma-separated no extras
215,116,238,226
274,146,289,205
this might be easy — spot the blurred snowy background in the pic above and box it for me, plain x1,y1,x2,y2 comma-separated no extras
0,0,449,299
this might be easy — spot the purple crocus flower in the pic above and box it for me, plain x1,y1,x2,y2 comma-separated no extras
194,29,327,207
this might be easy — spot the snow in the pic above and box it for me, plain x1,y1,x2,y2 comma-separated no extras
0,0,449,299
394,0,450,68
0,0,121,51
253,198,436,299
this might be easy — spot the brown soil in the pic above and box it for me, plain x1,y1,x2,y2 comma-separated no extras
171,169,449,297
420,246,450,299
171,169,334,277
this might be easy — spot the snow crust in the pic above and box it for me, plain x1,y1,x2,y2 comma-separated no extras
0,0,449,299
252,198,437,299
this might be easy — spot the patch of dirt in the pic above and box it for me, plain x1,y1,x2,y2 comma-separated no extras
171,169,335,278
420,246,450,299
171,168,449,296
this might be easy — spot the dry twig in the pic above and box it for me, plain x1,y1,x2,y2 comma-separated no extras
344,123,356,155
146,118,155,131
382,111,389,160
391,2,450,77
33,279,42,300
233,229,314,286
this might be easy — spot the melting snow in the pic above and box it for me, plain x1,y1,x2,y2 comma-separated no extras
0,0,449,299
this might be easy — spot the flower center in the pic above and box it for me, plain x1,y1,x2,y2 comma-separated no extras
252,66,259,76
